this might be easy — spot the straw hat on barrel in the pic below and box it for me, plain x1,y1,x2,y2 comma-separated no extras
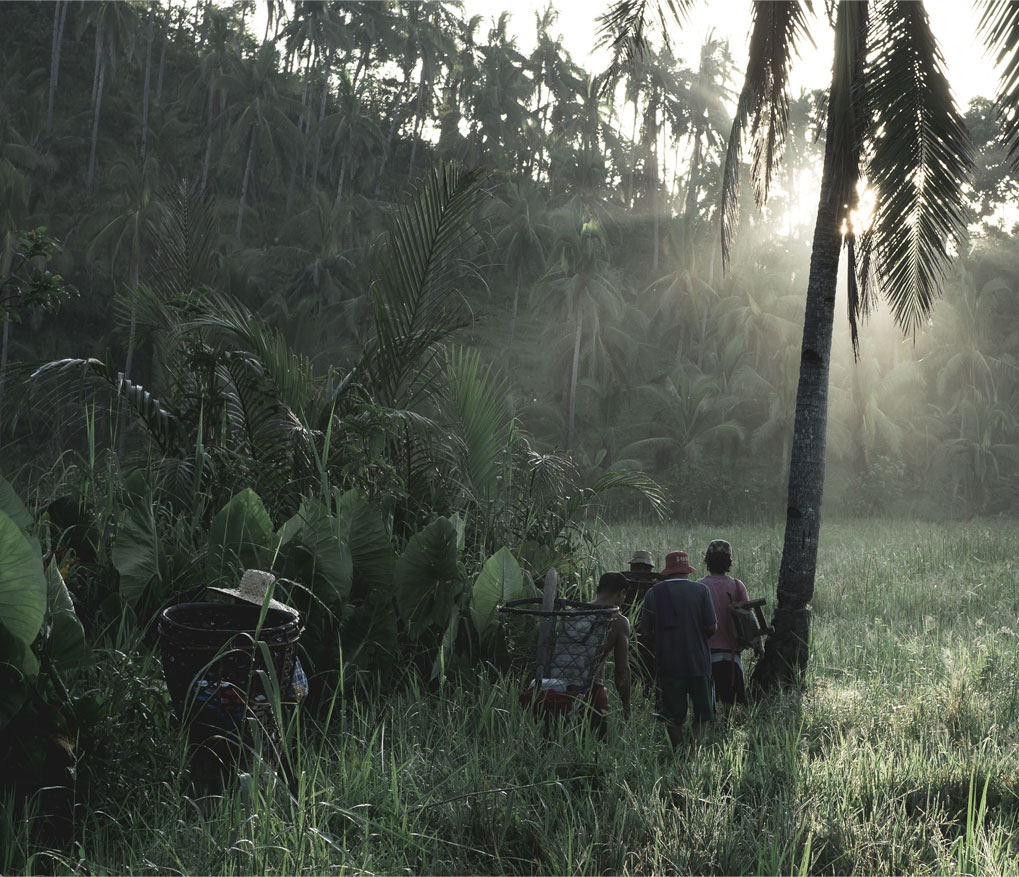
208,569,298,617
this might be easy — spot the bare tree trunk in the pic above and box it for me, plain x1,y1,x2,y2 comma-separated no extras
508,264,522,348
46,0,68,138
374,78,410,196
0,315,9,450
87,53,106,196
201,87,214,192
334,154,348,208
567,304,583,451
310,54,332,192
118,259,140,458
406,67,427,183
236,128,256,239
140,13,154,163
156,5,169,103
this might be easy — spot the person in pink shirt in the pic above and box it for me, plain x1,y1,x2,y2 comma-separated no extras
697,540,751,707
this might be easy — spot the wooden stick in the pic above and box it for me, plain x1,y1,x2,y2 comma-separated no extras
533,567,558,690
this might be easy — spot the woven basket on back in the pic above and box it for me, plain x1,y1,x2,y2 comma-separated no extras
498,597,617,717
158,602,300,761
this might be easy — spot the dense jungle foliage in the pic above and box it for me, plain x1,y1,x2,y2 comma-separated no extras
2,0,1018,520
2,1,1019,867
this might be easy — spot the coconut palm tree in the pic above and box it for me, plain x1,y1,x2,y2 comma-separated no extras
486,179,550,348
602,0,974,687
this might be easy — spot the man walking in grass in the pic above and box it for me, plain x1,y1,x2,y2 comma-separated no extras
639,550,717,748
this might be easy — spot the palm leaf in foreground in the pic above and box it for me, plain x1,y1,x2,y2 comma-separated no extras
721,0,814,270
361,162,485,409
864,0,972,337
979,2,1019,174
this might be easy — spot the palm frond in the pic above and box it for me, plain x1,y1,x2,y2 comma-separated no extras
595,0,693,88
866,0,972,335
440,346,512,506
827,1,870,356
150,178,218,298
564,468,669,521
721,0,813,270
29,358,182,453
360,162,485,409
978,2,1019,173
186,290,318,415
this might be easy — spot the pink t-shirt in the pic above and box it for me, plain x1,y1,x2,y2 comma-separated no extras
698,574,749,652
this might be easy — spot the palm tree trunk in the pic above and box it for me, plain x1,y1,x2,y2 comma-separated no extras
334,153,347,208
407,67,427,183
508,264,522,348
140,14,154,163
375,78,410,196
201,87,214,192
752,99,845,692
567,304,583,451
118,258,140,458
236,128,256,239
46,0,68,138
310,57,332,191
87,53,106,196
156,6,169,103
0,314,9,450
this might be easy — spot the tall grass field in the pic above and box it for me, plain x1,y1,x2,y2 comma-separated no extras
5,519,1019,875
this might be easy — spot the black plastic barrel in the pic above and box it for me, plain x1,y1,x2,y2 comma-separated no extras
158,602,301,774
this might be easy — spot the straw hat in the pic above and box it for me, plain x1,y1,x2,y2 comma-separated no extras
208,569,296,615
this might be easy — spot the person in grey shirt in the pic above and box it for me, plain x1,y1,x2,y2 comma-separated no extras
639,550,717,748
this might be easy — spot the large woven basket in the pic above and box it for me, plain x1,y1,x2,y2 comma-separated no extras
498,597,618,719
158,602,300,763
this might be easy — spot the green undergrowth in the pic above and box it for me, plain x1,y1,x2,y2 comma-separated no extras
8,519,1019,874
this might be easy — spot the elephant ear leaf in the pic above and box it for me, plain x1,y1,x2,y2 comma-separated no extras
335,489,395,599
277,497,353,611
394,517,460,640
0,510,47,648
113,501,161,608
0,475,31,531
208,489,274,586
470,546,525,638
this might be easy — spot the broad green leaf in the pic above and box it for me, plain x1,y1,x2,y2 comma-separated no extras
44,562,86,672
208,489,274,586
394,517,460,640
470,546,524,636
277,497,353,610
431,610,460,681
335,489,395,599
0,475,31,531
340,590,398,682
0,622,39,728
113,502,161,607
450,512,466,553
0,511,47,647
